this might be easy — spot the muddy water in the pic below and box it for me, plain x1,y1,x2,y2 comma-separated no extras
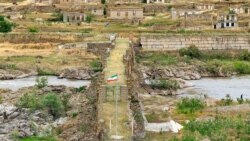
180,75,250,100
0,76,90,91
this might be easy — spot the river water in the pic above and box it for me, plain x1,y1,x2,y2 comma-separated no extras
180,75,250,100
0,76,90,91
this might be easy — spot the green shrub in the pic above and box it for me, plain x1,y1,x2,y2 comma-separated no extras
35,76,48,88
72,112,78,118
28,27,39,33
62,94,70,111
37,68,55,75
149,79,179,90
41,93,63,119
101,0,106,4
90,60,102,72
233,62,250,74
237,97,244,104
0,20,14,33
220,94,233,106
177,97,205,114
17,93,41,111
0,16,4,21
86,14,93,23
75,86,86,93
239,51,250,61
179,45,201,59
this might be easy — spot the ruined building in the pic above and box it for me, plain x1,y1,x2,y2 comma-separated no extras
146,0,166,3
63,12,86,23
213,13,238,29
108,7,143,23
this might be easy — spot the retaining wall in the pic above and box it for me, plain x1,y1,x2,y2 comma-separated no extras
140,34,250,51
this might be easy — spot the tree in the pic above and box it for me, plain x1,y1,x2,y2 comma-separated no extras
101,0,106,4
0,21,13,33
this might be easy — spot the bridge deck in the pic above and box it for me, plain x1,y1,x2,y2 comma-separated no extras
99,38,131,140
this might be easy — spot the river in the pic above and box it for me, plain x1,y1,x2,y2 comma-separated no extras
180,75,250,100
0,76,90,91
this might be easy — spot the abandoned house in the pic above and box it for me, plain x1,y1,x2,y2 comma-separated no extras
213,13,238,29
59,0,100,5
230,5,250,14
106,0,142,4
63,12,86,23
108,7,143,23
196,3,215,11
146,0,166,3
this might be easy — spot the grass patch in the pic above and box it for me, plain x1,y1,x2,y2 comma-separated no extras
184,116,250,141
177,98,205,114
20,136,57,141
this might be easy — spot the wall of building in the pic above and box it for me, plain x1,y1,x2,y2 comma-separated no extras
109,8,143,20
140,34,250,51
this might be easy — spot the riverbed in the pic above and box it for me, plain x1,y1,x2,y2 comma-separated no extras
180,75,250,100
0,76,90,91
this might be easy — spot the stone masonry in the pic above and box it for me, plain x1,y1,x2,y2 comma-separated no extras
140,34,250,51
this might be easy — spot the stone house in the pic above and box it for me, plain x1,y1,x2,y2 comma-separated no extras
230,5,250,14
213,13,238,29
106,0,142,4
59,0,100,5
146,0,166,4
63,12,86,23
108,7,143,22
196,3,215,11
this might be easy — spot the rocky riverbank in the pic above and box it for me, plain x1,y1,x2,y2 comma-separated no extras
0,68,96,80
141,65,234,81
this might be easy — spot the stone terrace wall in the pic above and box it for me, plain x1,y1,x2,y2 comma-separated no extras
0,33,93,43
140,34,250,51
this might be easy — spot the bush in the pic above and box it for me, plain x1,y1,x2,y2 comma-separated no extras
233,62,250,74
86,14,93,23
90,60,102,72
149,79,180,90
239,51,250,61
75,86,86,93
220,94,233,106
28,27,39,33
0,20,14,33
101,0,105,4
35,76,48,88
177,97,205,114
41,93,63,119
17,93,41,111
179,45,201,59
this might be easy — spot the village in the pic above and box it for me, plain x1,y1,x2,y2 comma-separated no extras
0,0,250,141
